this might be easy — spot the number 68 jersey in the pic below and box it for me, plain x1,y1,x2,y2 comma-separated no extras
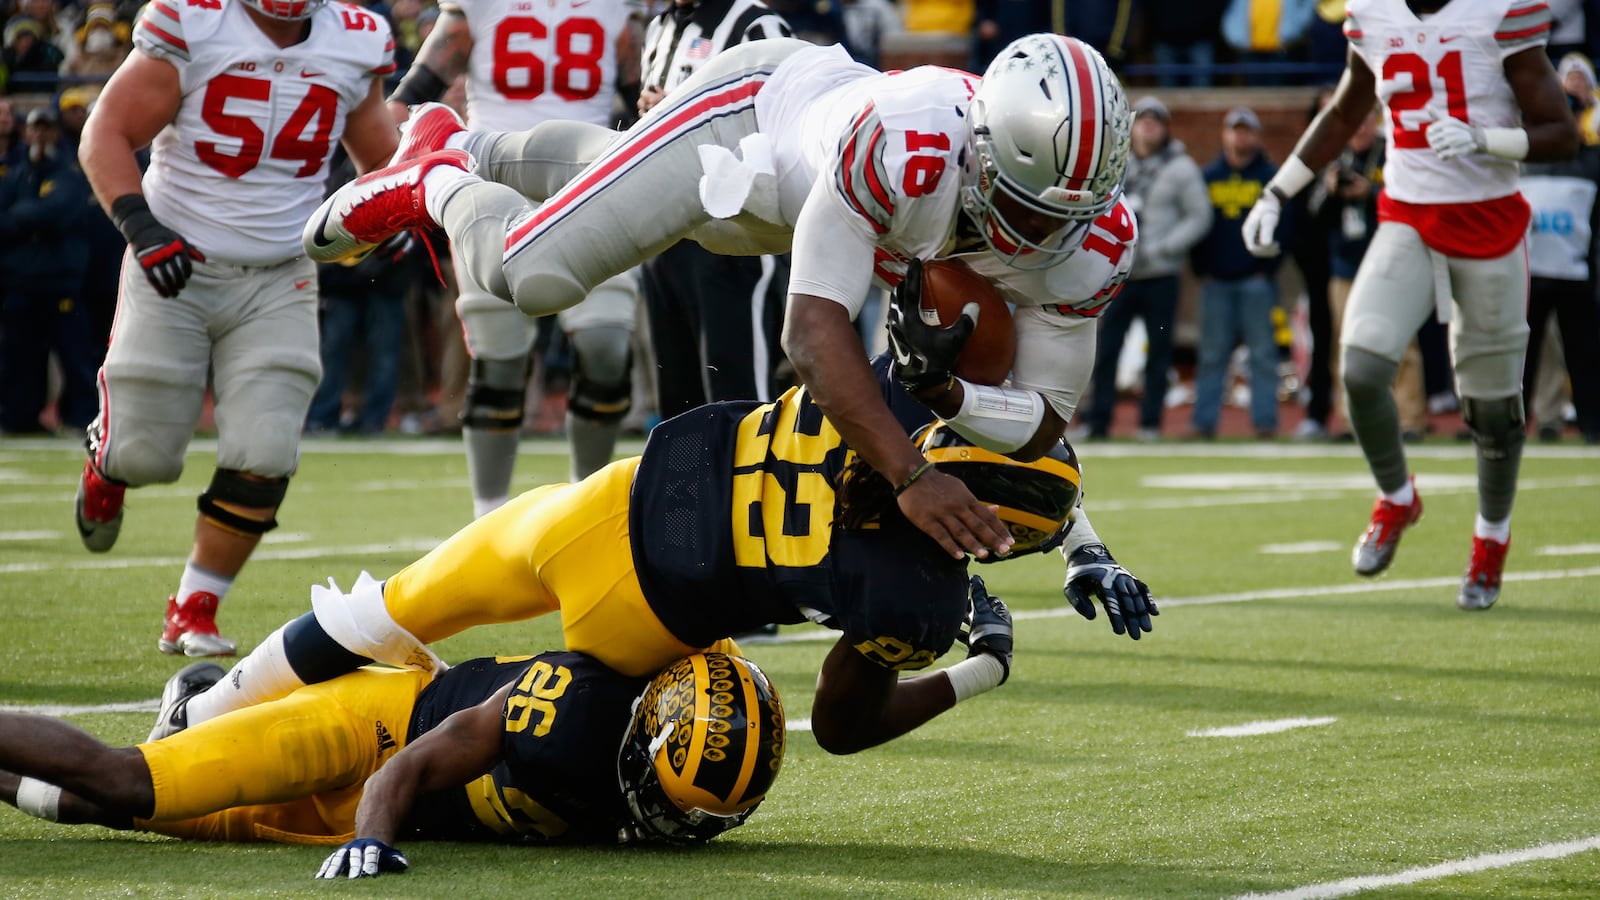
133,0,395,265
1344,0,1553,206
449,0,644,132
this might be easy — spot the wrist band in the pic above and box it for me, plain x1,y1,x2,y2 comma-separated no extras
1268,154,1315,201
17,777,62,822
894,461,935,496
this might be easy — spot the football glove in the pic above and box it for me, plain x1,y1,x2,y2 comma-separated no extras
958,574,1013,683
885,258,978,393
1425,116,1486,160
1063,543,1157,640
110,194,206,299
316,838,410,879
1240,189,1283,258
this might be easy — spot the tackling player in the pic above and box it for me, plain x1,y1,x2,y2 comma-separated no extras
306,31,1154,621
386,0,647,512
0,651,784,877
73,0,403,655
1240,0,1577,609
148,356,1111,758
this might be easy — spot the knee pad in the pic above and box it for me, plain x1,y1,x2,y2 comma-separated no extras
198,469,288,536
1342,346,1400,402
568,325,633,423
462,355,530,431
1461,395,1526,461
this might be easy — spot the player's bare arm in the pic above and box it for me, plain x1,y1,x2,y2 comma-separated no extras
344,78,403,174
351,682,514,846
1290,49,1381,175
783,297,1013,561
0,712,154,826
385,6,473,124
1505,46,1580,162
78,50,180,212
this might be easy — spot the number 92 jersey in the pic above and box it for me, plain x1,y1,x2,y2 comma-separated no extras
133,0,395,265
449,0,644,131
1345,0,1553,205
629,359,970,672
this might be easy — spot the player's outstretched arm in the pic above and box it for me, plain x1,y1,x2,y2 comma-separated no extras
1505,47,1580,163
1058,507,1157,641
784,295,1013,561
0,713,155,824
811,576,1013,755
320,682,514,878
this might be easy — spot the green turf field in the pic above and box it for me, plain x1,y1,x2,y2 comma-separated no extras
1,435,1597,898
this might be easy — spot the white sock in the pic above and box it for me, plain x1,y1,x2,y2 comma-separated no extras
473,495,509,519
443,132,470,153
184,625,306,727
1474,514,1511,543
176,562,233,606
1382,480,1416,507
422,165,475,222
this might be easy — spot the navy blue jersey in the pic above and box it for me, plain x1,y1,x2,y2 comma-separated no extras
403,652,648,843
629,356,968,670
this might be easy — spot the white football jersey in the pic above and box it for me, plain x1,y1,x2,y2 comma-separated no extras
762,44,1136,420
447,0,642,131
1345,0,1553,204
133,0,394,266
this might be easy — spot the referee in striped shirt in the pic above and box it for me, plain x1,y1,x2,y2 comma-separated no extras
636,0,794,424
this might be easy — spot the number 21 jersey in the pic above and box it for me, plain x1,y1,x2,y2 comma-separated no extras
1344,0,1553,205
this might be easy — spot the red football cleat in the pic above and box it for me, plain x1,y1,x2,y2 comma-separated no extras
1351,476,1423,577
303,148,472,263
391,102,466,167
74,459,125,553
1458,535,1510,610
159,592,238,657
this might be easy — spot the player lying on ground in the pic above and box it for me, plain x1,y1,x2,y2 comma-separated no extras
150,357,1129,757
304,34,1150,604
0,650,783,878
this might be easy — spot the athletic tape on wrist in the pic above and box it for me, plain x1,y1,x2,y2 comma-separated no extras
1268,155,1315,201
945,653,1005,703
16,777,62,822
1482,127,1530,161
948,382,1044,453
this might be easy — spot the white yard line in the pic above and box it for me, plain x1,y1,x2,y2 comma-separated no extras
1230,834,1600,900
0,530,60,541
1188,717,1337,738
0,538,444,575
0,699,159,716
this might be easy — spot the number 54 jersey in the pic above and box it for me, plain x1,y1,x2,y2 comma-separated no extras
449,0,644,131
1344,0,1553,206
133,0,396,265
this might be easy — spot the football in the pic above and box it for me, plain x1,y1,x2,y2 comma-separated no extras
917,259,1015,386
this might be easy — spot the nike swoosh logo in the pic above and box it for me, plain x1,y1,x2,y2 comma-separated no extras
301,69,324,77
1440,34,1464,43
310,205,339,249
295,279,311,289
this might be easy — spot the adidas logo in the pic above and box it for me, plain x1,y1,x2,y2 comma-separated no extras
376,721,397,753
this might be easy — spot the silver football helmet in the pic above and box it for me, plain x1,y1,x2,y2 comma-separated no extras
238,0,325,21
961,34,1132,270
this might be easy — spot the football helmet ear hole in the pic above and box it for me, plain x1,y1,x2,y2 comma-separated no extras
618,653,785,843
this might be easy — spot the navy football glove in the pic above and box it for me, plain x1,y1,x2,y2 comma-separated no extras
959,574,1013,683
885,258,977,393
316,838,409,879
110,195,206,299
1063,543,1157,640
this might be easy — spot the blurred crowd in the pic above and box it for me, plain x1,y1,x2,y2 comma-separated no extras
3,0,1600,443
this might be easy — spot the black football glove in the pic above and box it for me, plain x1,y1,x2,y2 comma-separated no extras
885,258,978,393
111,194,206,299
1063,543,1157,640
958,574,1013,683
316,838,410,879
